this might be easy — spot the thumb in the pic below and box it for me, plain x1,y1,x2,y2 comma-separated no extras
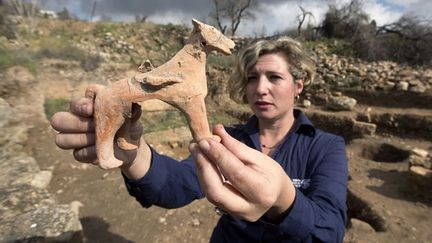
213,124,264,163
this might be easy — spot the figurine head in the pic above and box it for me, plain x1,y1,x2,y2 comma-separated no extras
191,18,235,55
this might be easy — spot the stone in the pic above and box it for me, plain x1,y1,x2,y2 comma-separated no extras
409,166,432,187
353,121,377,137
0,98,13,128
30,170,53,189
0,155,40,187
398,69,415,77
70,201,84,216
396,81,409,91
332,91,342,97
158,217,167,224
411,148,429,158
384,81,395,90
302,99,312,107
327,95,357,111
356,113,371,123
85,19,235,169
350,218,375,233
0,205,83,242
409,85,426,93
408,155,432,169
191,218,200,226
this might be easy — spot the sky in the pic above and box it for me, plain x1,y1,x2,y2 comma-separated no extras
32,0,432,36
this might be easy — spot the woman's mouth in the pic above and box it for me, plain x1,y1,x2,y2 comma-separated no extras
255,101,273,109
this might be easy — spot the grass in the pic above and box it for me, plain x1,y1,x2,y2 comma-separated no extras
92,22,120,37
0,47,37,73
140,107,240,134
306,38,355,57
43,98,70,119
0,41,101,73
207,55,235,69
208,112,239,128
140,110,188,133
35,38,102,71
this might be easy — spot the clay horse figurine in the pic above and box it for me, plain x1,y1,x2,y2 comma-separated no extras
85,19,235,169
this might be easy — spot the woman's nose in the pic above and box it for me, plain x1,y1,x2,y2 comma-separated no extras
255,77,269,95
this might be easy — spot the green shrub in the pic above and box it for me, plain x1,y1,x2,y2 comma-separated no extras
0,47,37,72
44,98,70,119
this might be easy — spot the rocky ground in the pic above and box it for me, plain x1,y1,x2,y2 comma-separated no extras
1,17,431,242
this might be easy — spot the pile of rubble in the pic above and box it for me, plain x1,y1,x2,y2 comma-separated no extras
313,44,432,93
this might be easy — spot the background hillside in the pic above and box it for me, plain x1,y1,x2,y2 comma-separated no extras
0,1,431,242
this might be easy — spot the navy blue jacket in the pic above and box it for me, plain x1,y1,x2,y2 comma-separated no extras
124,110,348,242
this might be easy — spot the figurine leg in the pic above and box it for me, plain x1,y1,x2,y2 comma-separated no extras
181,94,212,141
92,94,128,169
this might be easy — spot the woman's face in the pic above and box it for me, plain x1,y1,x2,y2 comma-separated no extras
246,52,303,122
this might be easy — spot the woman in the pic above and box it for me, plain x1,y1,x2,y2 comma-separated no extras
51,37,348,242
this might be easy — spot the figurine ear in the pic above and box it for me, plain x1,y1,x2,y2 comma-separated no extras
192,18,202,31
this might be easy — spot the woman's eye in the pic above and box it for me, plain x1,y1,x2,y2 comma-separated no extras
269,75,282,81
247,76,257,82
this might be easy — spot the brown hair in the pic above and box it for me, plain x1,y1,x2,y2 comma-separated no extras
230,37,316,103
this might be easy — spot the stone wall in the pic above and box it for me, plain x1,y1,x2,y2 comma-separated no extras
0,71,84,242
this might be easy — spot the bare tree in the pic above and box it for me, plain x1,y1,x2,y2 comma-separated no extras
296,5,315,37
377,15,432,65
209,0,257,36
6,0,39,17
209,0,227,34
135,14,148,23
377,16,432,41
318,0,369,38
90,1,96,22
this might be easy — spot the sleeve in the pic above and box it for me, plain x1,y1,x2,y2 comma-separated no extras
268,135,348,242
122,146,204,209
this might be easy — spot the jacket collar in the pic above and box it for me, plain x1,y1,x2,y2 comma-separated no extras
243,109,315,136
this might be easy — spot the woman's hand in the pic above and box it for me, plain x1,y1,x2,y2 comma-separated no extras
50,97,146,170
189,125,296,222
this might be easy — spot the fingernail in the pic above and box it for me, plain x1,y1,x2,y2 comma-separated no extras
198,139,211,152
189,143,198,155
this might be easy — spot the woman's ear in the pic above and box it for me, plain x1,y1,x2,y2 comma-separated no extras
295,79,304,95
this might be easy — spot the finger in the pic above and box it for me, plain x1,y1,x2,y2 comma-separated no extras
73,145,98,163
197,139,248,180
189,142,225,189
51,112,95,133
197,138,265,201
213,124,266,165
55,133,95,149
189,143,251,212
70,97,94,117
